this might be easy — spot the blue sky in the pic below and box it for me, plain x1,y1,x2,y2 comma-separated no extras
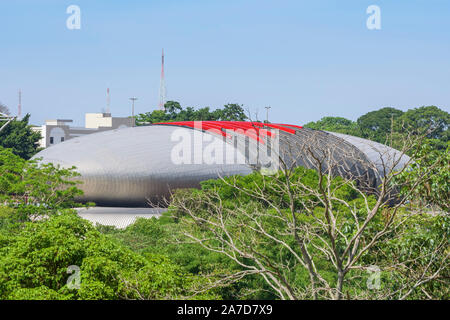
1,0,449,126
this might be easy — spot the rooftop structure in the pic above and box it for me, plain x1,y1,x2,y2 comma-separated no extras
33,121,411,207
32,112,133,148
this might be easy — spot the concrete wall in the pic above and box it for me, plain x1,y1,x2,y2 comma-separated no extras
34,113,133,148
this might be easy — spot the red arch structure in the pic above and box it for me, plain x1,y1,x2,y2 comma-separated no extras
154,121,302,143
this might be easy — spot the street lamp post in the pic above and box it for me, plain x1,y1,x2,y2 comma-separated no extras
129,97,138,127
265,106,271,124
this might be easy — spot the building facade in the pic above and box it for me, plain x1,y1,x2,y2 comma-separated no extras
32,113,133,148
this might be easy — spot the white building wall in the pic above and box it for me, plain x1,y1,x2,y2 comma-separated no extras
34,113,133,148
31,126,46,149
85,113,113,129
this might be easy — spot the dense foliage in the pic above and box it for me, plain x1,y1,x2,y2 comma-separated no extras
0,114,42,159
135,101,248,125
393,142,450,212
0,147,217,300
0,104,447,300
2,161,446,299
305,106,449,150
303,116,360,136
0,147,84,220
0,211,216,300
164,167,449,299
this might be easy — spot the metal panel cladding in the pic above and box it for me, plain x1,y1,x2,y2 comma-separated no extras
33,125,252,207
33,122,411,207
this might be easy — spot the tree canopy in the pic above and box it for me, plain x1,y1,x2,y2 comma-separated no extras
304,116,359,135
399,106,449,150
0,103,448,300
0,147,217,300
305,106,449,151
0,146,84,220
168,161,449,300
0,114,41,159
356,107,404,142
0,211,216,300
135,101,248,125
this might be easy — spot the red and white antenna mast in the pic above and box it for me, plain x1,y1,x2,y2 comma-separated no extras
158,49,166,110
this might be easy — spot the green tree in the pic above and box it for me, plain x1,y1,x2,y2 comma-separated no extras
175,106,196,121
194,107,216,121
135,102,248,125
356,107,404,143
0,211,216,300
304,116,359,135
164,100,183,116
98,215,261,299
168,135,448,300
393,141,449,212
399,106,449,150
135,110,167,125
304,107,449,152
0,114,41,159
217,104,248,121
0,147,84,220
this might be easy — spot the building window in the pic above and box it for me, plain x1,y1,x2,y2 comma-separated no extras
50,137,54,144
61,137,65,142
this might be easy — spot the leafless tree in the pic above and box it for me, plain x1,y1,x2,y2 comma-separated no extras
0,102,10,115
168,129,448,300
0,102,15,133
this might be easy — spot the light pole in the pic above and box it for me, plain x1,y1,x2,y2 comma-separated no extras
265,106,271,124
129,97,138,127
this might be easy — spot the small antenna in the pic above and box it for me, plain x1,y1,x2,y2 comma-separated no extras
265,106,271,124
106,88,111,114
159,49,166,110
18,89,22,119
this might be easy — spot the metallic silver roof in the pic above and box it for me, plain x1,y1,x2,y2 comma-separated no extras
34,125,252,206
326,131,411,180
33,124,410,207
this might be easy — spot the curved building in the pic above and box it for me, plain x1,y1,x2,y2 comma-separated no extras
33,121,410,207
